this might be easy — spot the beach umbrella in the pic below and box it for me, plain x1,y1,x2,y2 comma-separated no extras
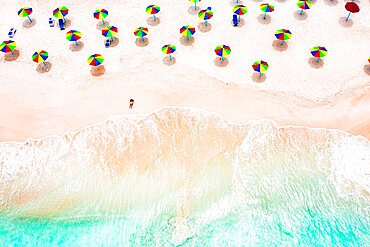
87,54,104,66
134,27,149,42
0,40,16,55
345,2,360,21
66,30,82,45
162,44,176,61
252,60,269,78
102,25,118,39
368,57,370,63
214,45,231,62
53,6,69,22
146,5,160,21
32,50,48,66
18,7,33,23
233,5,248,22
310,46,327,62
94,9,108,24
180,25,196,41
297,0,312,15
198,7,213,26
275,29,292,45
260,3,274,19
189,0,201,11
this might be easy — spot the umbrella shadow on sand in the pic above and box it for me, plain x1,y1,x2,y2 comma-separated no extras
57,18,71,29
272,40,288,51
257,14,271,25
90,65,105,77
188,6,200,15
110,37,120,47
96,21,110,30
22,19,36,28
214,57,229,67
4,49,20,62
36,62,52,73
147,17,160,26
251,73,266,83
135,38,149,47
308,57,324,69
363,64,370,76
180,36,195,46
275,0,287,2
198,22,212,32
338,17,353,28
231,19,245,28
324,0,338,6
294,10,308,20
163,56,176,66
69,42,84,52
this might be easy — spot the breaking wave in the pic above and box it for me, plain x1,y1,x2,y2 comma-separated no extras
0,108,369,246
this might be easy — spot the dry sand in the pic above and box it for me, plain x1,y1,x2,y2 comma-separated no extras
0,0,369,141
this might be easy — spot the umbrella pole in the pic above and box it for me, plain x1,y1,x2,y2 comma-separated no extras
259,72,262,78
300,9,303,15
264,12,267,19
280,40,284,45
187,36,189,41
102,19,105,24
194,2,197,11
153,14,156,21
142,36,144,42
169,54,172,61
238,15,240,22
205,20,207,26
346,12,351,21
63,16,66,22
27,15,32,23
221,56,224,62
11,51,14,55
43,62,46,67
75,41,78,46
316,58,320,63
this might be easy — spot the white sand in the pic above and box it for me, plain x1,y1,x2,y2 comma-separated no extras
0,0,369,141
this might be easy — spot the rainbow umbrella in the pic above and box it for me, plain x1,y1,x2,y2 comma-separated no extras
32,50,48,66
66,30,82,45
87,54,104,66
146,5,160,21
297,0,312,15
260,3,274,20
252,60,269,78
102,26,118,39
310,46,327,62
368,57,370,63
18,7,33,23
134,27,149,42
162,44,176,61
233,5,248,22
214,45,231,62
53,6,69,22
180,25,196,41
189,0,201,11
275,29,292,45
198,7,213,26
0,40,16,55
94,9,108,24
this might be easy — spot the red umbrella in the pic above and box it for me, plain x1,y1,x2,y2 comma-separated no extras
345,2,360,21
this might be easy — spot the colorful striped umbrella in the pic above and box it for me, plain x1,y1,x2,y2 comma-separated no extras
102,26,118,39
198,7,213,26
66,30,82,45
260,3,274,19
134,27,149,42
53,6,69,21
275,29,292,44
180,25,196,41
18,7,33,23
368,57,370,63
297,0,312,15
189,0,201,11
252,60,269,77
162,44,176,61
214,45,231,61
32,50,48,66
310,46,327,61
233,5,248,22
94,9,108,24
0,40,16,55
146,5,160,21
87,54,104,66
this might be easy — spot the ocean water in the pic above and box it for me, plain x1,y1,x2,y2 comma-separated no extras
0,108,369,246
